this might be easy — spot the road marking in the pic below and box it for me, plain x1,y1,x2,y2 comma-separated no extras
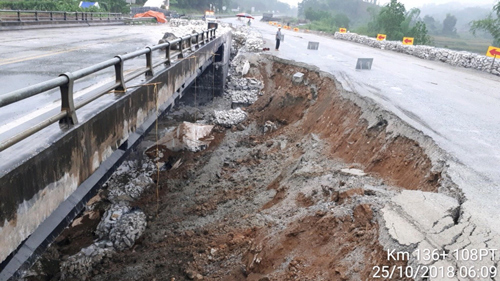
0,37,129,66
0,47,84,66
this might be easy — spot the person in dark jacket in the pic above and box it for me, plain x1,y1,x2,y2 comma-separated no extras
275,27,282,51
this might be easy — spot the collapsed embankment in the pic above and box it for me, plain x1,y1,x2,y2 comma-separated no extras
27,48,464,281
254,55,452,193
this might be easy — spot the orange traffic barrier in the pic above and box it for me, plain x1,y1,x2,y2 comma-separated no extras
293,28,299,32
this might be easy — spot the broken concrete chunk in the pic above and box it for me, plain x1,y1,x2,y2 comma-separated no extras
241,61,250,76
155,122,214,152
382,207,425,245
340,168,366,176
264,121,278,133
391,190,459,232
292,72,304,84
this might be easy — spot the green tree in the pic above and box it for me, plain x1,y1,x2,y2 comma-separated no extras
470,1,500,46
333,13,350,29
423,15,439,34
100,0,128,13
304,7,330,21
442,13,457,36
400,8,432,45
376,0,406,40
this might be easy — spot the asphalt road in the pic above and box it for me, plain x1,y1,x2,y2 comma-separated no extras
0,26,169,145
225,18,500,232
0,25,168,172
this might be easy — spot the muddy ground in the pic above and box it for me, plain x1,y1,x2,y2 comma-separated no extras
27,53,449,281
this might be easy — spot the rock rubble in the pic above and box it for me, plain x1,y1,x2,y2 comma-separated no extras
108,210,147,251
61,157,154,279
60,242,113,280
162,19,232,39
333,32,500,76
95,203,131,240
213,108,248,127
232,25,264,52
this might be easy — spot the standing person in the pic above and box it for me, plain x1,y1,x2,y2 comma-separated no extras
248,19,251,26
275,27,282,51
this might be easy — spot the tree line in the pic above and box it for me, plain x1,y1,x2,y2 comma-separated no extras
299,0,500,47
0,0,130,13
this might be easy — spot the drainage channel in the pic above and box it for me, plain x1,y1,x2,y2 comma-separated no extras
19,38,464,280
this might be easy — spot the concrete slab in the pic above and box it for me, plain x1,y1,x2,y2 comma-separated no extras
392,190,459,232
382,206,424,245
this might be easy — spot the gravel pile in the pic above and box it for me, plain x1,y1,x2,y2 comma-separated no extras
213,108,248,127
232,25,264,52
108,173,153,201
60,242,113,280
333,32,500,76
227,77,263,90
230,90,259,106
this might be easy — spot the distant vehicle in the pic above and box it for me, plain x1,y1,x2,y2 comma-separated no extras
204,10,216,23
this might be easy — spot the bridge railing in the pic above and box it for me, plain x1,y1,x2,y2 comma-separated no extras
0,28,217,152
0,10,122,22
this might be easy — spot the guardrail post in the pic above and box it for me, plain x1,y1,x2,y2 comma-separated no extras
145,47,154,77
114,56,126,92
205,31,209,43
59,73,78,126
195,34,200,49
178,38,184,59
35,11,38,21
107,13,110,21
17,10,21,22
50,12,53,21
165,42,171,66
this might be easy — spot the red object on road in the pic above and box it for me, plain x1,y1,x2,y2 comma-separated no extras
236,13,254,19
133,10,167,23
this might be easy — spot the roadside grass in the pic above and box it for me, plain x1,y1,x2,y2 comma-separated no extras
431,34,493,55
308,21,494,55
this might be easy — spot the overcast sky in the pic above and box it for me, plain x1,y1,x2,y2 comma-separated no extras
280,0,495,9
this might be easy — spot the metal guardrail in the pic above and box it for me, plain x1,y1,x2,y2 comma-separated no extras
0,10,122,22
0,28,217,152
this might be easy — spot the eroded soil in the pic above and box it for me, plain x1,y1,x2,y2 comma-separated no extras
33,56,439,281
